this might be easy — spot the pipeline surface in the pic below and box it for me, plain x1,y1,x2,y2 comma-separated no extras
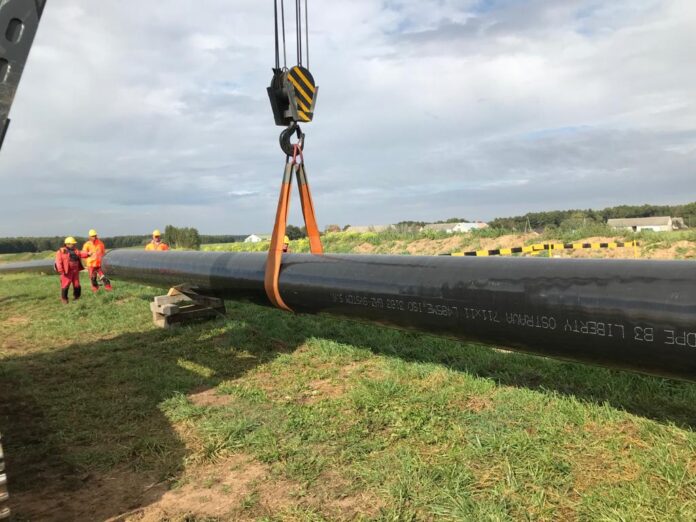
98,250,696,382
0,259,54,274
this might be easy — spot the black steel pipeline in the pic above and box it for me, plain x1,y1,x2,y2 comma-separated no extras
0,259,54,274
101,250,696,382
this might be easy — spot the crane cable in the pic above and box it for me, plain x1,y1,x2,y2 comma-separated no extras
266,0,321,312
273,0,309,70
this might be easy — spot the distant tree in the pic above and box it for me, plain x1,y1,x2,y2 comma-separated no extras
434,217,469,224
324,224,341,233
286,225,306,240
489,203,689,231
394,221,426,233
560,212,595,232
342,224,351,231
200,235,246,244
162,225,201,250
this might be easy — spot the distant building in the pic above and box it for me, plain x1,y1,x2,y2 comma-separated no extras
244,234,264,243
607,216,685,232
423,222,488,234
452,222,489,233
344,225,393,234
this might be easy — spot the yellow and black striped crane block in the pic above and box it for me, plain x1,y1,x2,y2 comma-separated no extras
448,241,640,257
285,65,317,123
267,66,319,127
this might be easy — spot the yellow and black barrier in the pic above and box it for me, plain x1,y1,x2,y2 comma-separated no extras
447,241,640,257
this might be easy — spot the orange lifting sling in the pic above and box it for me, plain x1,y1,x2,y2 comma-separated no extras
264,131,322,311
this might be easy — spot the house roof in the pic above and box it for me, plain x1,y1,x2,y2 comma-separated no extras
454,222,488,230
423,223,455,232
607,217,672,227
344,225,392,233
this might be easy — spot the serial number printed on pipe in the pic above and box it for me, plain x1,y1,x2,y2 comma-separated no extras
328,292,695,349
331,293,458,317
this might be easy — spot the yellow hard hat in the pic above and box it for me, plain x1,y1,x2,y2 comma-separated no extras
284,235,290,244
65,236,77,245
153,229,161,237
88,229,98,237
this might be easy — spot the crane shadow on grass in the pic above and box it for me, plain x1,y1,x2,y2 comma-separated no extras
0,309,292,521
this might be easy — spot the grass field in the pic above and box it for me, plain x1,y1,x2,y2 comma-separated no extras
0,270,695,521
0,251,55,263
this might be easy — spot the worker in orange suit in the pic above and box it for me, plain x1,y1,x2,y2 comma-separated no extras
82,229,112,292
55,237,91,304
145,229,170,251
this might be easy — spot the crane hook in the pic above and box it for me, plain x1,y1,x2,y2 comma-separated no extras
280,122,304,157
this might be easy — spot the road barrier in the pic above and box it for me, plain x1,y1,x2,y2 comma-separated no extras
449,241,640,257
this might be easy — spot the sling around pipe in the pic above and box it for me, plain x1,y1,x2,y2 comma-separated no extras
94,249,696,382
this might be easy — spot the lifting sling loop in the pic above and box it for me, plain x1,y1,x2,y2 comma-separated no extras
264,128,322,311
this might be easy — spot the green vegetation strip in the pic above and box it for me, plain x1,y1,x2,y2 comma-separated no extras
0,273,695,520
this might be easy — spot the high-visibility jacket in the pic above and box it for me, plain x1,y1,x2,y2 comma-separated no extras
145,240,170,251
55,247,88,275
82,238,106,268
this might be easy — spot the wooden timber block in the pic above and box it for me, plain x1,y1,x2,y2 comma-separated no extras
151,288,226,329
154,294,191,307
150,302,180,317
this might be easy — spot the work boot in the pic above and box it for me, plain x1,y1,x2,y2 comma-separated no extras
74,286,82,301
104,284,113,291
61,288,69,304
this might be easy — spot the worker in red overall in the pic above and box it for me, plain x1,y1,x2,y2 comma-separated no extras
55,237,91,304
82,229,112,292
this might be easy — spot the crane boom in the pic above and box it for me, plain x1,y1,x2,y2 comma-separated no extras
0,0,46,152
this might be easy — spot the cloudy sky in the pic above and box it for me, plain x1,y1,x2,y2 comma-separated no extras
2,0,694,236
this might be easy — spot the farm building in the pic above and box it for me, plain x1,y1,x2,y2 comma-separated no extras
607,216,687,232
423,222,488,234
344,225,393,233
244,234,265,243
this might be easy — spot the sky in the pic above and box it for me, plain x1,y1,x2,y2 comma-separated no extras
1,0,695,236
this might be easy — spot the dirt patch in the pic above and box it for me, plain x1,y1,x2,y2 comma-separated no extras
464,396,494,413
567,421,643,495
646,240,695,260
11,468,167,522
1,316,30,326
129,454,296,521
404,236,462,256
188,388,233,408
479,233,539,251
299,378,346,404
317,471,385,520
354,242,375,254
126,455,380,521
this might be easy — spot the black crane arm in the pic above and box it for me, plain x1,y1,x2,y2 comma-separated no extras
0,0,46,152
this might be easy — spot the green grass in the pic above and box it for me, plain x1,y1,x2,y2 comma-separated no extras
0,251,54,263
1,273,695,520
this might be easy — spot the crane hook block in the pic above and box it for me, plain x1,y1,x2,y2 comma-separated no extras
267,66,318,127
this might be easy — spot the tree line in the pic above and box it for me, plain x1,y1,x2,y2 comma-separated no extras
489,202,696,231
0,228,247,254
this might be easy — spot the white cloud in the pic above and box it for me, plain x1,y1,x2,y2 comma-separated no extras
1,0,694,236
